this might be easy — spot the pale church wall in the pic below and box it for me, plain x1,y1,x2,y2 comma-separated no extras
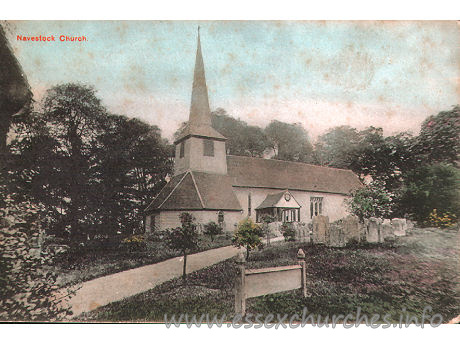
173,139,191,176
232,187,351,224
153,210,241,233
174,137,227,176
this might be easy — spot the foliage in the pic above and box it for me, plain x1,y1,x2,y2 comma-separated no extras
0,192,73,321
265,120,313,162
346,180,395,222
211,108,270,157
260,214,276,244
8,83,173,241
396,164,460,222
164,213,200,281
203,221,223,242
92,115,173,236
313,125,360,169
120,234,147,252
232,218,263,260
428,209,457,229
417,106,460,166
280,222,296,242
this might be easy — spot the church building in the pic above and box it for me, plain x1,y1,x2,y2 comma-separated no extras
144,30,362,232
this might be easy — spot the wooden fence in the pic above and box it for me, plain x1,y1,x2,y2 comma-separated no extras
234,249,307,315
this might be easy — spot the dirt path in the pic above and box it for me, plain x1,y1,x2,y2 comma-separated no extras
65,245,243,316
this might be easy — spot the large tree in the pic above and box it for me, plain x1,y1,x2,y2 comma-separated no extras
313,125,360,168
10,83,108,240
416,106,460,166
395,163,460,222
264,120,313,162
94,115,173,236
211,108,270,157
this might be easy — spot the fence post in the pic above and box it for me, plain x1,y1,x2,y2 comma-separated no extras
234,252,246,316
297,248,307,298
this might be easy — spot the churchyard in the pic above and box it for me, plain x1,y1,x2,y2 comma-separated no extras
52,232,233,287
79,223,459,323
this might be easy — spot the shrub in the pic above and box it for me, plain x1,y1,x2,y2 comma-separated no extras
120,234,147,252
232,218,263,260
281,222,296,242
397,163,460,223
203,221,223,242
346,180,394,222
428,209,457,228
0,195,73,320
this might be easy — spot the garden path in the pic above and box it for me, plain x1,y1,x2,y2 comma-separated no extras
65,236,284,316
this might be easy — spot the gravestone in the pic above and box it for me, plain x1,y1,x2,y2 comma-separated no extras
328,225,346,247
382,219,395,240
312,215,329,244
366,217,383,243
391,218,407,237
359,221,367,242
343,215,360,243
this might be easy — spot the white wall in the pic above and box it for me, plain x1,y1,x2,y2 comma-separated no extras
153,210,242,233
174,137,227,176
232,187,351,224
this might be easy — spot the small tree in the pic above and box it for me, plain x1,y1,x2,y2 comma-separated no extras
260,214,275,246
346,180,394,222
232,218,263,260
203,221,223,242
164,213,199,283
281,222,296,242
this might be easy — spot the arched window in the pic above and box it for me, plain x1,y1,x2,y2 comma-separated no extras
218,211,224,224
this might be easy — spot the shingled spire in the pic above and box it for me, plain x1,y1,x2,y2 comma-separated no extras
175,27,225,144
189,27,211,126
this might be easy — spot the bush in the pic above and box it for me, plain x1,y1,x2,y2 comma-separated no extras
120,234,147,252
397,163,460,223
428,209,457,228
281,222,296,242
203,221,223,242
0,195,73,320
346,180,394,222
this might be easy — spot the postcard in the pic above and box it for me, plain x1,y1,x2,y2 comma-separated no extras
0,20,458,326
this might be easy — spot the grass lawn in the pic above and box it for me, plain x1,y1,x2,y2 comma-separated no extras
53,233,233,287
79,226,460,323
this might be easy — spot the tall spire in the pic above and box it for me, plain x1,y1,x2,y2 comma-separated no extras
189,26,211,126
174,27,226,145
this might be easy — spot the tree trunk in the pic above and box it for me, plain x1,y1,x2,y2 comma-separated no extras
182,250,187,284
246,246,250,261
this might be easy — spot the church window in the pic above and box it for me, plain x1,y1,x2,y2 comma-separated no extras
248,193,252,216
218,211,224,224
310,197,323,218
203,139,214,156
179,142,185,158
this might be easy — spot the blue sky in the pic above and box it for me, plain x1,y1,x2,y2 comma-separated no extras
4,21,459,140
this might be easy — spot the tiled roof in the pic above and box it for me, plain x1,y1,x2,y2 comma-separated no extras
227,155,362,195
145,156,362,213
255,191,285,210
193,172,242,210
145,171,242,212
